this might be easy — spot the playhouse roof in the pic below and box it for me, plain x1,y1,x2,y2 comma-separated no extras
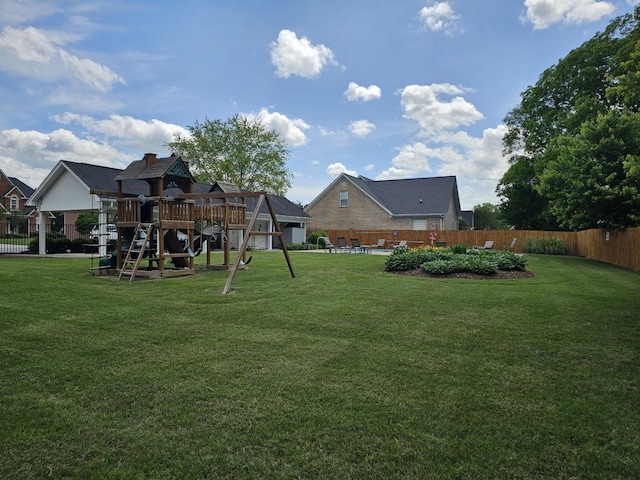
114,153,194,182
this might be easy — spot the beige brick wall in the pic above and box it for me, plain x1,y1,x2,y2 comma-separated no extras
306,180,459,232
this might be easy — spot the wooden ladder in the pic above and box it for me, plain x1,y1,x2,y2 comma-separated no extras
118,223,154,282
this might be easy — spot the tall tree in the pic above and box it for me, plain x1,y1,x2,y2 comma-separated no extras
538,110,640,230
498,8,640,230
473,203,508,230
166,115,293,196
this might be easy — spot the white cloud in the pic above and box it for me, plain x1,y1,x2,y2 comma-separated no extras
348,119,376,138
51,113,188,151
270,29,338,79
0,127,135,189
376,125,510,207
400,83,484,136
377,143,435,179
418,2,461,34
522,0,615,30
344,82,382,102
244,108,310,147
0,26,125,92
0,114,191,188
435,125,510,182
627,0,640,5
327,163,357,177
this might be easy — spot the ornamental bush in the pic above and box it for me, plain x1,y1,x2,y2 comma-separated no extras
422,260,455,275
450,243,469,254
29,233,71,253
385,248,527,276
307,230,329,247
522,237,569,255
466,256,498,275
384,251,420,271
491,251,527,270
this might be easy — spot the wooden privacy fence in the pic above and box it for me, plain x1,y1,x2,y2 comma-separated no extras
318,228,640,272
575,228,640,271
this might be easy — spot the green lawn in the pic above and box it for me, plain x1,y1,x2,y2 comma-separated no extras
1,252,638,479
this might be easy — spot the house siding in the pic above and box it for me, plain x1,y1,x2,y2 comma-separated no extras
1,172,39,233
307,180,415,231
306,176,461,233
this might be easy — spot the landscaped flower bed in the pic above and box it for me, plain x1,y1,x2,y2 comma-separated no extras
384,246,529,278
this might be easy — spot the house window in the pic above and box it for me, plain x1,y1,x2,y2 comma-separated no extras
10,195,18,211
339,191,348,207
413,219,427,230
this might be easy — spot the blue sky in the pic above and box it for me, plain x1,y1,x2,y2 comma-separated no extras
1,0,638,209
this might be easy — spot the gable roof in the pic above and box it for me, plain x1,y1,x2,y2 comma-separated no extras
306,173,460,217
245,194,311,221
212,181,241,193
64,161,150,195
6,177,34,198
27,160,308,220
1,169,34,198
114,153,194,182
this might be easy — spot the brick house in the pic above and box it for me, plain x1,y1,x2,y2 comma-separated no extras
0,169,38,235
304,173,462,232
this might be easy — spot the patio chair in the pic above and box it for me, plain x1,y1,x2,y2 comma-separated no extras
475,240,494,250
336,236,350,253
508,238,517,251
392,240,408,250
373,238,386,249
350,238,371,253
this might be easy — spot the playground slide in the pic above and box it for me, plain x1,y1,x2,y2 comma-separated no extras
164,230,189,268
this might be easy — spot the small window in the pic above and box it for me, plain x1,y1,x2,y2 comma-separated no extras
339,191,348,207
10,195,18,211
413,219,427,230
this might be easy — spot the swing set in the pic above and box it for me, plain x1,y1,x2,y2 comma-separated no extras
91,153,295,294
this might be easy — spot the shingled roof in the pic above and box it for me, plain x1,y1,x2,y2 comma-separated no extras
351,175,458,216
245,194,311,220
27,159,308,221
63,161,150,195
6,176,34,198
307,174,460,217
114,153,193,182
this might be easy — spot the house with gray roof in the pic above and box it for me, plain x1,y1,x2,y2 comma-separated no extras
27,156,310,254
1,169,37,235
304,173,462,232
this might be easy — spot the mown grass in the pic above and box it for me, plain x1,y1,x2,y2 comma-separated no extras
1,252,639,479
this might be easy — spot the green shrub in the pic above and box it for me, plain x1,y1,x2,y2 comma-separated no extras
307,230,329,247
522,237,569,255
450,243,469,254
68,238,86,253
466,256,498,275
28,234,71,253
491,251,527,270
286,243,308,250
387,249,527,275
414,249,452,264
384,251,420,271
422,260,455,275
75,213,98,236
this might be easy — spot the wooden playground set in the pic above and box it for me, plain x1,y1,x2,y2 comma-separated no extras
91,154,294,294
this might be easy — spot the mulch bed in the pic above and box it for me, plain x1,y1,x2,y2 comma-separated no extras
394,268,535,280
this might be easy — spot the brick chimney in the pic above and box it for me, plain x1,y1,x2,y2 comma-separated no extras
143,153,157,166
